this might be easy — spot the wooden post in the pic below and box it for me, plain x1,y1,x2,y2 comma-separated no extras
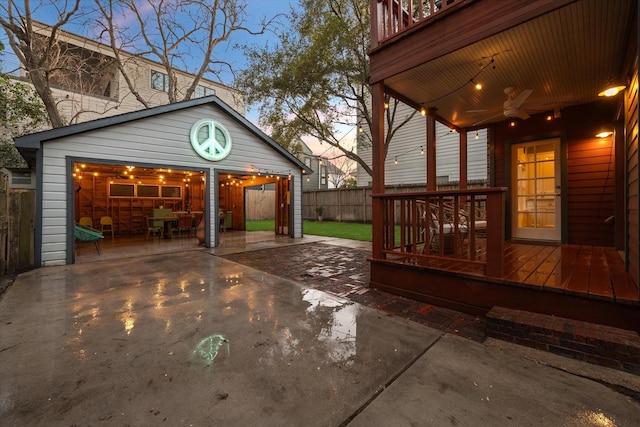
426,108,437,191
459,129,468,190
371,82,386,259
485,189,506,278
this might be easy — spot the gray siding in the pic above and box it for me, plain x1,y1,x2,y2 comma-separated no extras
39,103,302,266
357,103,488,186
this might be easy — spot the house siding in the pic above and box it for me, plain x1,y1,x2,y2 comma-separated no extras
38,103,302,266
357,103,488,186
626,57,639,287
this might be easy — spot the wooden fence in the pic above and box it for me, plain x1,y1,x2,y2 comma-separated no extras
245,189,275,220
303,181,489,222
0,169,35,275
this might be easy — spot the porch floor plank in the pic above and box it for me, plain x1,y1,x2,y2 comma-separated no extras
588,246,614,298
605,248,639,301
544,245,580,290
522,246,561,286
564,245,593,292
503,244,548,282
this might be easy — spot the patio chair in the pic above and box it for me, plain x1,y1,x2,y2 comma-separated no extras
100,216,115,239
79,216,93,227
145,215,164,239
424,203,468,255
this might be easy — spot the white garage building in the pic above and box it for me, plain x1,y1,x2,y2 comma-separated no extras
15,96,310,267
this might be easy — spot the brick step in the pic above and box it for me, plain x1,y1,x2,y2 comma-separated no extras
486,306,640,375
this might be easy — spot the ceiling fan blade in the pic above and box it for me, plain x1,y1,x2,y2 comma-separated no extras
510,110,530,120
472,113,504,127
510,89,533,109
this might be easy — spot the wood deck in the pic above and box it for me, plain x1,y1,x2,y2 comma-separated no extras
371,242,640,332
401,242,639,303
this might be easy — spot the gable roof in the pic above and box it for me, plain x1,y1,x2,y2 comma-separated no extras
14,95,311,173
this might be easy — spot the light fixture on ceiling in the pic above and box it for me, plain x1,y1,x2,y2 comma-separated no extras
420,107,426,116
598,79,627,97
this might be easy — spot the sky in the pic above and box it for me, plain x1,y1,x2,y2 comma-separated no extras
0,0,353,157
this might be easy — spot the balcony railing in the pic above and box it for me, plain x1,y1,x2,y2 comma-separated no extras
373,0,464,46
373,188,506,277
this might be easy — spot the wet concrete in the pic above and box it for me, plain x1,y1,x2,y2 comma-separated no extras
1,249,639,426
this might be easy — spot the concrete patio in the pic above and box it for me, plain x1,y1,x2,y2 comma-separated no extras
1,235,639,425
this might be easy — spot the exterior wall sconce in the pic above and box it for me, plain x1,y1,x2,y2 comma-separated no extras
595,129,613,138
598,80,626,97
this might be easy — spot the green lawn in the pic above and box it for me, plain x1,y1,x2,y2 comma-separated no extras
246,219,373,242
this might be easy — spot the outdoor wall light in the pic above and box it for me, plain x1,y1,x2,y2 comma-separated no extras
595,129,613,138
598,79,626,97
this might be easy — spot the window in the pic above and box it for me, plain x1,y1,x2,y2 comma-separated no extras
137,184,160,198
151,70,169,92
304,157,311,167
321,165,327,185
109,183,135,197
109,183,182,199
194,85,215,98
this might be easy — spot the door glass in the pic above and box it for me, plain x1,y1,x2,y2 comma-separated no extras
512,139,560,239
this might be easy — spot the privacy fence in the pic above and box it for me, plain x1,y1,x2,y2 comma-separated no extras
0,169,35,275
302,180,489,222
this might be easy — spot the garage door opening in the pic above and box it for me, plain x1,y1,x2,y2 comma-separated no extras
73,162,206,262
218,172,291,238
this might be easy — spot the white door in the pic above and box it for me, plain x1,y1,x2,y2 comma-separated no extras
511,138,562,241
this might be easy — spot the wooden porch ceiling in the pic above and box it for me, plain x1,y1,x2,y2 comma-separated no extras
378,0,636,129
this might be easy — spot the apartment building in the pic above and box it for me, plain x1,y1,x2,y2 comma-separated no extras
16,21,243,126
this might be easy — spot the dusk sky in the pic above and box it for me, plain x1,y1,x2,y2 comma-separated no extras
1,1,354,157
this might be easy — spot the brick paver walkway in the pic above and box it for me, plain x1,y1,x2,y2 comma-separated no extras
221,242,487,343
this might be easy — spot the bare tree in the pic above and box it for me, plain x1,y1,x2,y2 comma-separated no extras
0,0,82,128
93,0,275,107
325,151,356,188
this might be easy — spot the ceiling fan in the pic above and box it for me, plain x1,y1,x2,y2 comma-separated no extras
470,86,533,126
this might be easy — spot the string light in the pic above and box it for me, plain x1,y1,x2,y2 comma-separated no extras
394,157,398,165
475,131,479,139
420,146,424,155
417,56,497,107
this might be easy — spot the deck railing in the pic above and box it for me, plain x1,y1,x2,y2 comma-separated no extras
372,0,465,46
374,188,506,277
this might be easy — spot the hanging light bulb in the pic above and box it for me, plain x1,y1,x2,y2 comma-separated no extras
420,107,426,116
394,157,398,165
420,146,424,155
475,131,479,140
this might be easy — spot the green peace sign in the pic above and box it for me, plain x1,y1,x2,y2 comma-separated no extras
190,119,232,161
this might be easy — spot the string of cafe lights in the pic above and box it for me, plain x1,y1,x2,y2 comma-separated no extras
418,54,498,115
390,129,482,165
248,165,292,179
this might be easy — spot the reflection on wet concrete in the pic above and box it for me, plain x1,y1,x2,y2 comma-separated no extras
0,251,441,425
2,251,639,426
191,333,230,367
